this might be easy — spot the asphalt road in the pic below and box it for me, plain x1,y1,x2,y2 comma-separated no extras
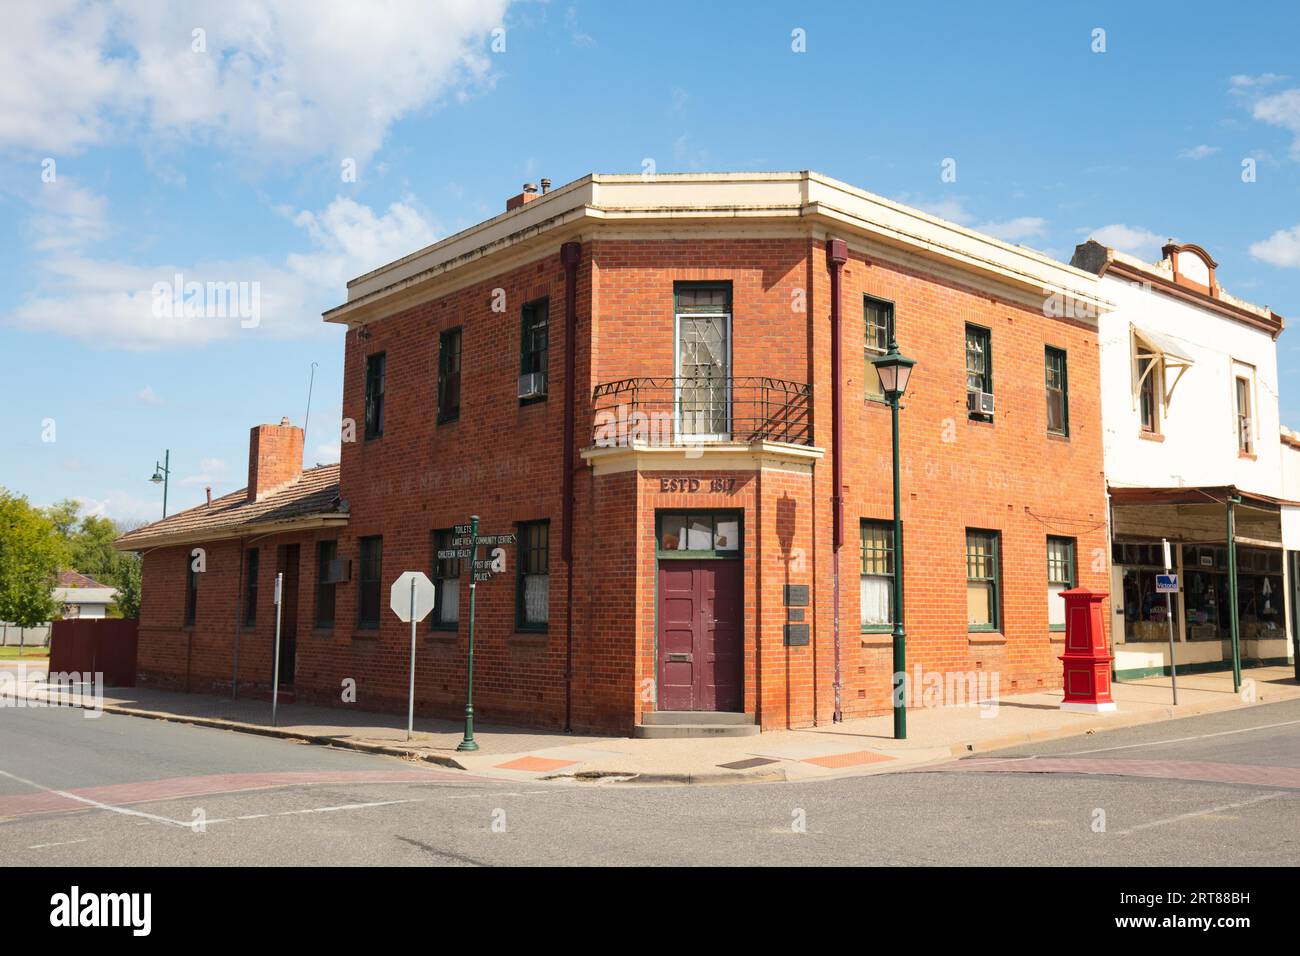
2,699,1298,866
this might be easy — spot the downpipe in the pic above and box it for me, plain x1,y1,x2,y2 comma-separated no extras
827,238,847,723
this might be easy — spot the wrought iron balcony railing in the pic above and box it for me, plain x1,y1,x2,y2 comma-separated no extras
591,376,813,448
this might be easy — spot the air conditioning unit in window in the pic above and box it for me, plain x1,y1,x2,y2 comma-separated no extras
323,558,351,584
966,390,995,415
517,372,547,399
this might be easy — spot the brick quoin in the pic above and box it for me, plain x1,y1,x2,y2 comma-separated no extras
123,174,1110,735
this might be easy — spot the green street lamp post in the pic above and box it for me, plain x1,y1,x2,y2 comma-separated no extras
149,449,171,518
873,340,916,740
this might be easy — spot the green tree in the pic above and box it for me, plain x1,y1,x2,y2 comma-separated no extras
109,553,142,618
41,501,146,620
0,490,61,627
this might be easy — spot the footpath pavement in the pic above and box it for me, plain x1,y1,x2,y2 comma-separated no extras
2,658,1297,786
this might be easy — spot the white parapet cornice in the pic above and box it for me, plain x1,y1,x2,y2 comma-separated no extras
325,171,1110,327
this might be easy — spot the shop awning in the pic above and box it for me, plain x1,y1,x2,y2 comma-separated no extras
1132,325,1195,404
1108,485,1300,509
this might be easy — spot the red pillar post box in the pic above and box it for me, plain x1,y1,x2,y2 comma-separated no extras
1058,587,1116,712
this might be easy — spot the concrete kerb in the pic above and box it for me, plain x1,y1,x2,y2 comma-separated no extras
95,703,472,771
14,692,471,771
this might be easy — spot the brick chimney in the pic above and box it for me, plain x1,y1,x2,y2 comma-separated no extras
247,417,304,501
506,182,540,211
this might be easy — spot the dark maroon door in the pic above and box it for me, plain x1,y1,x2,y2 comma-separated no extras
657,559,743,712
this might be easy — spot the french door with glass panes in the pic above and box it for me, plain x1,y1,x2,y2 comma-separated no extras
675,311,731,441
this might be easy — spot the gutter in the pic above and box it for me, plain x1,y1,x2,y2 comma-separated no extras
827,238,848,723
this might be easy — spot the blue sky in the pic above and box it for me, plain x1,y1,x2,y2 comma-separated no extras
3,1,1300,523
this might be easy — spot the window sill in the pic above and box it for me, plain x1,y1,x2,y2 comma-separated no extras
967,631,1006,645
425,631,458,645
1138,431,1165,443
1046,431,1070,443
311,627,335,638
350,630,380,643
860,633,892,649
967,416,994,427
1238,450,1257,460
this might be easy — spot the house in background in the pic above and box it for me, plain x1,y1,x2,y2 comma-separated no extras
52,570,119,620
1072,239,1296,680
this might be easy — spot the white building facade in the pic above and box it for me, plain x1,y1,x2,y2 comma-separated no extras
1073,240,1297,679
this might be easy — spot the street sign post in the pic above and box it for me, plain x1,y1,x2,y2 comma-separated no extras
390,571,437,740
457,515,481,752
442,516,516,752
1161,540,1178,706
271,572,284,727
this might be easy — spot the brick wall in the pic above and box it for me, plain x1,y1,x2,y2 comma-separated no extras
135,233,1109,733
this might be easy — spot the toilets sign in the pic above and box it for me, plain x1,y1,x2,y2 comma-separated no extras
439,525,517,581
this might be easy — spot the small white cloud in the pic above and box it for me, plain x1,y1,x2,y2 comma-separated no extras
312,442,342,465
28,179,110,252
1086,224,1167,261
975,216,1048,242
179,457,229,486
1178,144,1221,160
915,197,974,225
1249,225,1300,268
1251,88,1300,157
73,490,168,526
1230,73,1288,93
286,196,438,294
136,385,162,405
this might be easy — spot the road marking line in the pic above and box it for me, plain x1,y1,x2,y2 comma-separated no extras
27,837,91,850
0,768,191,828
1116,791,1289,835
1060,718,1300,756
204,798,425,826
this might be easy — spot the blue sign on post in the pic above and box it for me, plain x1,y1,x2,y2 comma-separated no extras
1155,573,1179,594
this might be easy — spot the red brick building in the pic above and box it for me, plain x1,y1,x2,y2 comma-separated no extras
117,172,1113,735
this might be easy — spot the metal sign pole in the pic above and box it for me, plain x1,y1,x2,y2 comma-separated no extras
271,572,283,727
407,577,417,741
1163,539,1178,706
457,515,480,752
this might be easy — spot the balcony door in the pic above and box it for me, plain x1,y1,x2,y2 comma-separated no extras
675,310,731,441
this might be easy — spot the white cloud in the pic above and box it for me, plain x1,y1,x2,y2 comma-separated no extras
73,490,168,526
1230,73,1288,93
136,385,163,405
179,457,229,486
915,197,974,225
286,196,438,291
1249,225,1300,268
0,0,512,164
312,442,342,465
28,179,111,252
975,216,1048,243
1086,224,1167,261
1178,144,1221,160
1251,88,1300,158
912,198,1047,243
6,195,436,350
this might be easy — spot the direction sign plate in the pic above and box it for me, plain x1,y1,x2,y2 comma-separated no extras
1155,573,1179,594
